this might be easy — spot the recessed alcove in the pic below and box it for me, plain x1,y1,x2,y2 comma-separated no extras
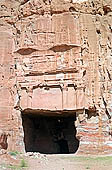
22,110,79,154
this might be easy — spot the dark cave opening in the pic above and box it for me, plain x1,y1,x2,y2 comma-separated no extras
22,113,79,154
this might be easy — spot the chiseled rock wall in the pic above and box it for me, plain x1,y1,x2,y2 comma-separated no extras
0,0,112,154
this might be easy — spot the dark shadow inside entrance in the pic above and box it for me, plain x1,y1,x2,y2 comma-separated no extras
22,113,79,154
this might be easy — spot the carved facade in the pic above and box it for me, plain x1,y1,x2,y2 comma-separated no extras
0,0,112,154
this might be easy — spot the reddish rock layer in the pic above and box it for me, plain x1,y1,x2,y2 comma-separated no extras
0,0,112,154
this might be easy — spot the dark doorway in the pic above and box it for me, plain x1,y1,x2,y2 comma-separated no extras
57,139,69,154
22,113,79,154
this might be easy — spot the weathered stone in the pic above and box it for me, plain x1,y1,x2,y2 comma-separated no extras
0,130,8,150
0,0,112,154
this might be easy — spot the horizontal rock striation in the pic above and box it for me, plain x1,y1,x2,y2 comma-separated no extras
0,0,112,154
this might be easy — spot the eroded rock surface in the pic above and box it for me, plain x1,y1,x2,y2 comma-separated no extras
0,130,8,150
0,0,112,154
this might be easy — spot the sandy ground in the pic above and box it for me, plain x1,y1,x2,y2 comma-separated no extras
1,153,112,170
27,154,112,170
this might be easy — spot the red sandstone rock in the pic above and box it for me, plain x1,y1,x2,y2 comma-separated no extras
0,0,112,154
0,131,8,150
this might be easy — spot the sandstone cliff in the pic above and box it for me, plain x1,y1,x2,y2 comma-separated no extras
0,0,112,154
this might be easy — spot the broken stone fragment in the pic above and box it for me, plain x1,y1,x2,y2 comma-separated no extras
0,131,8,150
